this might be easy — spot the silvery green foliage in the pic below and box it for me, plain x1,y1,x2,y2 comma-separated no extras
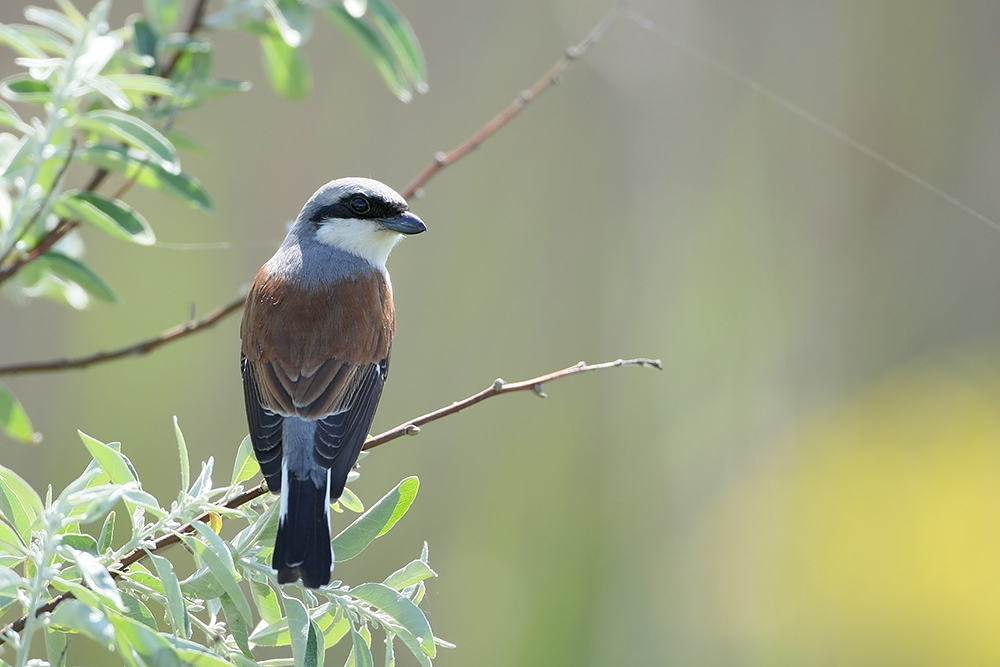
0,0,427,444
0,423,447,666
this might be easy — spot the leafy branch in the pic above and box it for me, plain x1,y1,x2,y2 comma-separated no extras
0,357,660,655
0,3,624,391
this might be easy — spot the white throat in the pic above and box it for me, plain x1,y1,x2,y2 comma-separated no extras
313,218,403,270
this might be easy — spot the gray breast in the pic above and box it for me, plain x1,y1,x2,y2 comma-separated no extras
267,232,377,288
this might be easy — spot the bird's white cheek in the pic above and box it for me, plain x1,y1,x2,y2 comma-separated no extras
314,218,401,269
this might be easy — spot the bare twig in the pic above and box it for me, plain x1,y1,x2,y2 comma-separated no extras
400,3,624,199
0,295,247,376
363,357,661,450
0,356,660,641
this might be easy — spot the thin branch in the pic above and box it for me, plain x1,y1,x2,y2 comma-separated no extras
400,3,624,199
161,0,211,80
0,295,247,376
0,356,661,642
363,357,661,450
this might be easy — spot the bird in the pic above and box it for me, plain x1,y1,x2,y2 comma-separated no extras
240,177,425,588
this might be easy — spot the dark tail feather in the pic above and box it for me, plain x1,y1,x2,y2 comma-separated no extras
273,473,332,588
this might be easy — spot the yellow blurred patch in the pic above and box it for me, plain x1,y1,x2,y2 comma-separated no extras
694,363,1000,664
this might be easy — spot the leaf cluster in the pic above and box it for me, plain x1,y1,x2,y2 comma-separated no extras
0,422,447,666
0,0,427,443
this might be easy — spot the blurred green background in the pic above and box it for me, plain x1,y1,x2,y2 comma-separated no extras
4,0,1000,664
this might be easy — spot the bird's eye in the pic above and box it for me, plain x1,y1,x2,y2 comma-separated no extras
349,196,370,214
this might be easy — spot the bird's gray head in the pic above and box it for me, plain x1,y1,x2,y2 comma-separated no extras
296,177,426,268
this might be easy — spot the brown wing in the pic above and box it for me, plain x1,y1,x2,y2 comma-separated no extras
241,266,395,419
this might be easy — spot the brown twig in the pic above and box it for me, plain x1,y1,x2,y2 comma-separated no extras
400,3,624,199
363,357,661,450
0,295,247,376
0,357,661,641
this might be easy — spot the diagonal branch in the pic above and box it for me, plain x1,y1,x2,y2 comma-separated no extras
0,356,661,642
400,3,624,199
0,295,246,376
363,356,661,449
0,5,624,376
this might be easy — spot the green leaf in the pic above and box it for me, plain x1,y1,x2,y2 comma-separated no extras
37,252,119,302
308,618,325,667
78,431,138,485
54,190,155,245
76,144,212,211
120,590,158,629
97,510,115,552
77,109,179,174
348,627,374,667
54,0,87,27
231,434,260,485
6,24,71,56
24,6,80,39
0,462,42,543
383,559,436,591
131,18,157,73
164,128,207,155
0,564,22,592
144,0,184,35
248,617,291,647
258,30,310,100
220,591,252,656
121,561,164,596
178,566,225,600
165,637,234,667
0,74,53,104
109,612,182,667
264,0,313,47
188,77,252,105
395,630,432,667
150,553,190,638
65,484,128,525
0,23,47,58
45,623,68,667
320,5,409,101
231,655,264,667
185,521,252,626
349,583,434,657
0,518,26,555
83,74,132,110
0,384,39,444
60,532,99,554
337,486,364,513
64,546,124,610
0,100,31,133
173,416,190,493
331,477,418,562
103,73,184,98
323,612,350,648
249,577,281,625
367,0,427,93
283,592,314,667
50,598,115,650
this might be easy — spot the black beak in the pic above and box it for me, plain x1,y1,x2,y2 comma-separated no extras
380,210,426,235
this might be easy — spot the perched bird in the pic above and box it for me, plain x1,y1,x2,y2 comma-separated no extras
240,177,425,588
